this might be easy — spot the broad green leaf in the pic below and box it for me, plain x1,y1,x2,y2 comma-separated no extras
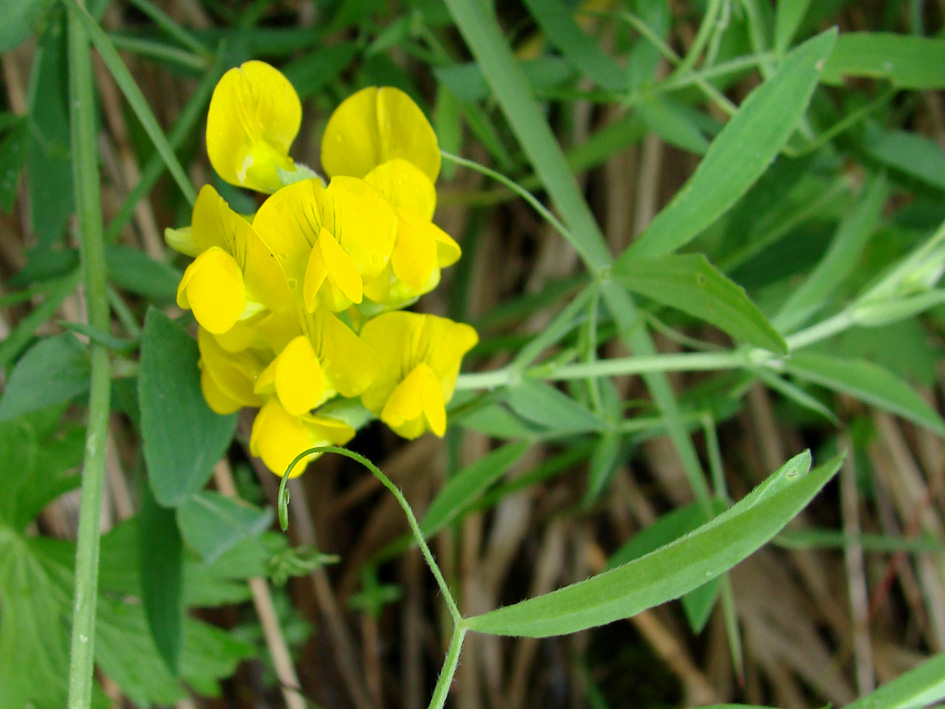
612,254,788,354
845,652,945,709
624,29,837,259
0,120,28,212
421,441,530,536
504,379,607,435
521,0,625,92
783,353,945,438
0,0,56,52
0,333,90,422
140,484,184,674
139,308,237,506
177,491,274,563
465,451,836,637
821,33,945,89
105,244,182,302
859,127,945,193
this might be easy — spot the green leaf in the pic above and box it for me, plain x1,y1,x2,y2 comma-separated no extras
139,308,237,506
0,120,28,212
773,0,812,53
465,451,837,637
504,379,607,435
859,126,945,193
636,97,710,155
821,33,945,89
27,17,74,247
624,29,837,259
282,44,360,100
783,353,945,438
421,441,530,537
846,652,945,709
177,491,274,563
521,0,625,92
434,57,577,103
0,0,56,51
105,244,182,301
140,484,184,674
774,173,887,332
612,254,788,354
0,333,90,422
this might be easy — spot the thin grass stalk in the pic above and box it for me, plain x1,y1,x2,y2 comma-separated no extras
65,1,112,705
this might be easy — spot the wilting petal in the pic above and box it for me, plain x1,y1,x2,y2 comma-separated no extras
177,246,246,334
165,226,200,256
206,61,301,193
321,87,440,182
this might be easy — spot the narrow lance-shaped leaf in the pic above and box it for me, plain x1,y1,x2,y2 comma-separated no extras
821,33,945,89
466,451,838,637
612,253,788,354
845,651,945,709
623,29,837,259
782,353,945,438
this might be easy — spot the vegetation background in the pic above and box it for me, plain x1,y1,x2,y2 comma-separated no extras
2,0,945,707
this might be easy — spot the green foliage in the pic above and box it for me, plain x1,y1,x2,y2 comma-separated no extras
139,308,237,506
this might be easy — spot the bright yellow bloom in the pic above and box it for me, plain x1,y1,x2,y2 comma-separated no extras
361,159,461,307
250,399,355,477
360,312,478,439
206,61,302,193
253,308,380,416
197,327,265,414
252,177,397,312
172,185,292,334
321,86,440,182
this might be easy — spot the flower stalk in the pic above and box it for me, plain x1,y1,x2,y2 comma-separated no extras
65,1,113,706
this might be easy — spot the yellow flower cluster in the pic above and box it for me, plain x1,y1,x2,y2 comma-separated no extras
166,61,478,477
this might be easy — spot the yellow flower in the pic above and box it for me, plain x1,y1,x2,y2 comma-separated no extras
252,177,397,312
361,159,461,307
250,399,354,477
197,327,265,414
206,61,302,193
359,312,478,439
321,86,440,183
172,185,292,334
252,308,380,416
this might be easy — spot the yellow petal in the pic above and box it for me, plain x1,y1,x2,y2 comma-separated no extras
273,336,327,416
206,61,301,193
250,400,316,478
310,309,380,398
177,246,246,334
425,318,479,401
380,363,445,438
364,159,436,219
321,87,440,182
200,366,243,415
323,177,397,281
198,328,264,407
390,208,439,293
318,228,363,305
302,237,328,312
253,178,326,289
250,399,355,477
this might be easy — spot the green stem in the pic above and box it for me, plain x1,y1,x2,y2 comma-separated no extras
66,1,112,706
279,447,463,625
428,626,468,709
